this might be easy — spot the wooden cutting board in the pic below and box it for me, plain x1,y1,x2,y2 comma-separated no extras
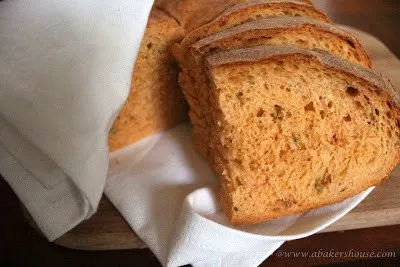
49,27,400,250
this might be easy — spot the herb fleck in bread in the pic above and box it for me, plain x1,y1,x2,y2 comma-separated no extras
181,16,372,157
205,46,399,225
108,9,187,151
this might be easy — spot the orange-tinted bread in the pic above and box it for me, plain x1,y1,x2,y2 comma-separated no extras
108,9,187,151
205,46,399,224
180,16,371,157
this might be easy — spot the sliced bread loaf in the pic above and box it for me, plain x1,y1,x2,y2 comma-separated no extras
108,9,187,151
204,46,399,225
181,17,372,157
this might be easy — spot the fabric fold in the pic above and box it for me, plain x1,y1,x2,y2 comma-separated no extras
0,0,155,240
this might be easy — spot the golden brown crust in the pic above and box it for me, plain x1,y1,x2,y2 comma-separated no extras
107,9,187,151
157,0,315,31
193,16,372,68
174,0,330,65
158,0,240,31
220,0,313,17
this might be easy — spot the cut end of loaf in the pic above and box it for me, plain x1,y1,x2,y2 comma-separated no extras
207,47,399,225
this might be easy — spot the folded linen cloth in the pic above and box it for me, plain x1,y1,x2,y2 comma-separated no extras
0,0,154,240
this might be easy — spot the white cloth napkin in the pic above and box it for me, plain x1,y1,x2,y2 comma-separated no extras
0,0,154,240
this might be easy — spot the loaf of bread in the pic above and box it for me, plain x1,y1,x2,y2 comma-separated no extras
170,0,399,225
205,46,399,224
109,0,400,227
110,2,298,151
108,9,187,151
108,1,323,152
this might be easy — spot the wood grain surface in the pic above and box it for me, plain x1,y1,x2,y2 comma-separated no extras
1,0,400,266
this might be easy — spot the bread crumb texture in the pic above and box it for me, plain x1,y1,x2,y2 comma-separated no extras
181,16,371,158
205,47,399,225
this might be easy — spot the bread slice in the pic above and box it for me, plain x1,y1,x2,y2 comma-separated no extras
193,17,371,68
172,0,329,65
181,17,372,157
108,9,187,151
204,46,399,225
158,0,315,31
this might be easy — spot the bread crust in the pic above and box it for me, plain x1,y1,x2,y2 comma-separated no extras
174,0,330,64
158,0,240,31
193,16,372,68
157,0,315,31
107,9,187,151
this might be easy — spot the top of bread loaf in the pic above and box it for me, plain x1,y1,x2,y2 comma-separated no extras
192,16,371,68
156,0,315,31
220,0,314,17
173,0,329,63
194,16,358,51
157,0,240,31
